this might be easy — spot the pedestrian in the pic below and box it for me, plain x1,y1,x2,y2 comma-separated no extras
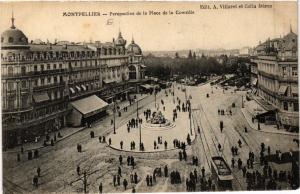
134,172,138,184
118,166,122,177
183,150,187,161
267,146,271,155
113,175,116,186
231,158,235,168
179,151,182,161
123,179,128,190
120,141,123,149
201,167,205,177
231,146,235,156
150,176,153,186
242,166,247,177
119,155,123,165
245,127,248,133
37,166,41,177
17,153,21,162
21,146,24,154
146,175,150,186
238,139,242,147
109,138,112,145
99,136,102,143
33,175,38,187
77,165,80,175
238,158,242,169
164,141,167,149
99,182,103,193
218,143,221,151
117,174,121,186
198,126,200,133
127,156,131,166
164,165,168,177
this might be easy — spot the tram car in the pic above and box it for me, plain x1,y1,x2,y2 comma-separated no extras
211,156,234,189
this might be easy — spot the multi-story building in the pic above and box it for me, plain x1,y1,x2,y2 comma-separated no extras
251,28,298,131
1,16,146,147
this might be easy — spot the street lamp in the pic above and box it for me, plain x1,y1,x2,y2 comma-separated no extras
136,96,142,151
113,96,116,134
189,102,193,136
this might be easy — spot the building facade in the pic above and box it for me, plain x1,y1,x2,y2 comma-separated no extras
251,28,298,131
1,16,145,147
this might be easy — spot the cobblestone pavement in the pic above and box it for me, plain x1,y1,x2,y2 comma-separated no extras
3,82,299,193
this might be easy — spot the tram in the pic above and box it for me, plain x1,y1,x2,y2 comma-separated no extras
211,156,234,189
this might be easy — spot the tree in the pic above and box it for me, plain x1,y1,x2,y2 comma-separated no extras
188,50,193,59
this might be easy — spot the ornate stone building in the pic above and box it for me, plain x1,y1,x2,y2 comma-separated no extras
1,16,145,147
251,28,298,131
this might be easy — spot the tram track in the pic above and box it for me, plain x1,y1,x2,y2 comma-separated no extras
192,102,244,190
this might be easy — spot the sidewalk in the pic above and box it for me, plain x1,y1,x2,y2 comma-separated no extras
106,94,149,114
4,94,150,155
241,107,298,137
3,126,86,154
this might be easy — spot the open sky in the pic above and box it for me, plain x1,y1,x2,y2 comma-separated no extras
0,1,297,51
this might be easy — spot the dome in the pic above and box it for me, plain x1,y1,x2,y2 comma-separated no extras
127,39,142,55
1,17,28,46
115,31,126,46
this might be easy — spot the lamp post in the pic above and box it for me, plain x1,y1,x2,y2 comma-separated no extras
242,95,244,108
136,96,142,151
113,96,116,134
154,90,157,108
189,103,193,136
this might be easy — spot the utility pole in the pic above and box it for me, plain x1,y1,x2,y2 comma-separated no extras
189,103,193,136
242,95,244,108
137,97,142,151
154,90,157,108
83,171,87,194
113,96,116,134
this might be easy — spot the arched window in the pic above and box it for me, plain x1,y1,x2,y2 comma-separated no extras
8,66,13,76
21,66,26,75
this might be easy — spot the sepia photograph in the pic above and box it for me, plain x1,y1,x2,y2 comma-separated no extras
0,0,299,193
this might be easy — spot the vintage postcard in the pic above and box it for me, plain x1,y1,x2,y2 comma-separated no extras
0,0,299,193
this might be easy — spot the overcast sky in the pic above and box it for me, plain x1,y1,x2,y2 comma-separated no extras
0,1,297,51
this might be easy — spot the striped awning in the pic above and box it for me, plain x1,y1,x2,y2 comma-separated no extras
76,86,81,92
278,85,288,95
81,85,87,91
291,86,298,95
69,87,75,94
33,92,50,103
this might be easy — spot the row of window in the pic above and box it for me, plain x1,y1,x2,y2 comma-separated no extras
1,46,127,61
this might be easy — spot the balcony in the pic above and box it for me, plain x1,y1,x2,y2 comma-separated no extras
2,69,67,79
33,82,65,91
257,70,276,80
277,76,298,83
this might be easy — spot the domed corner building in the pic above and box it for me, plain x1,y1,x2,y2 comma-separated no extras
1,16,30,58
126,38,146,80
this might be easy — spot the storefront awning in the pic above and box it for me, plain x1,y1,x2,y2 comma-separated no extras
252,78,258,86
75,86,81,92
33,92,50,103
81,85,87,91
291,86,298,95
71,95,108,118
69,87,75,94
140,84,152,90
245,100,268,117
278,85,288,95
103,80,115,84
